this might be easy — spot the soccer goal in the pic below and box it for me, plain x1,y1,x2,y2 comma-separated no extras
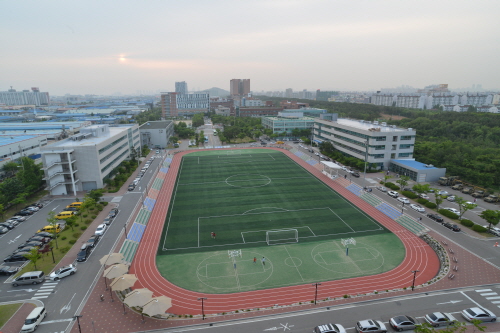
266,229,299,245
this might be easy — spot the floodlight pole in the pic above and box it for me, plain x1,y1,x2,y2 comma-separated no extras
73,315,83,333
411,270,420,291
363,140,368,179
198,297,207,320
312,283,321,304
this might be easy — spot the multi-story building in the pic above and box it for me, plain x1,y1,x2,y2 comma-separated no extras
0,87,50,106
0,134,49,170
261,112,315,134
230,79,250,96
175,81,188,94
237,107,283,117
280,100,310,109
316,90,338,101
313,114,416,170
161,92,210,117
41,124,140,195
139,120,174,148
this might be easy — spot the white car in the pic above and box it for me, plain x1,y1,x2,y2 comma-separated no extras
49,264,77,281
95,224,107,236
397,197,410,204
445,207,460,214
463,201,475,207
388,191,399,198
438,190,449,196
314,323,346,333
420,193,429,199
376,186,387,192
356,319,387,333
425,312,457,327
461,307,496,322
410,204,425,212
446,195,456,202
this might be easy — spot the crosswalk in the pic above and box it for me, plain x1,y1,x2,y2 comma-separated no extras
32,281,58,299
475,288,500,307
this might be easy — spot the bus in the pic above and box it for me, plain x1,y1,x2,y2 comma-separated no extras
213,129,217,136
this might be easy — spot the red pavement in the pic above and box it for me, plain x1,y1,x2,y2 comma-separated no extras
68,147,500,333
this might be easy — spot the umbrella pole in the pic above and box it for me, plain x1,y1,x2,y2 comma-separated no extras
104,276,108,290
141,312,145,323
109,287,114,302
122,302,126,314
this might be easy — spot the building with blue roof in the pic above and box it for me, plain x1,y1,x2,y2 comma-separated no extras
0,134,49,169
389,160,445,183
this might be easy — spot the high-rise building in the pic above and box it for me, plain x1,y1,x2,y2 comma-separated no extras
175,81,188,94
230,79,250,96
161,92,210,117
0,87,50,106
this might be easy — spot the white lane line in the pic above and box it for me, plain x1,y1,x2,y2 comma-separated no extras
480,293,498,296
486,296,500,300
491,301,500,304
476,289,492,292
460,291,482,307
31,296,48,299
34,292,52,296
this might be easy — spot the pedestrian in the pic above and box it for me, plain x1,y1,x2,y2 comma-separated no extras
233,263,237,269
419,217,422,222
211,231,215,239
386,171,389,175
100,294,104,302
344,174,347,179
261,257,266,265
213,232,216,239
253,257,257,264
474,198,477,203
495,242,498,247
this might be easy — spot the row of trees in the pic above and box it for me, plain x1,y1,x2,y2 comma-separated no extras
134,107,162,125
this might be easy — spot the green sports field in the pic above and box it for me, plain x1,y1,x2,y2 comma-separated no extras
156,149,405,293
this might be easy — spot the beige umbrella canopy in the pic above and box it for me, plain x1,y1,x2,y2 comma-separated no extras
124,288,153,307
99,253,124,266
103,263,129,279
142,296,172,317
110,274,138,291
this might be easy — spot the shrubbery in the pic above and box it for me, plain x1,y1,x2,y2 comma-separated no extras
438,209,459,219
384,182,401,191
460,219,474,227
69,240,76,245
80,226,87,231
424,202,437,209
473,225,488,232
402,191,418,199
417,198,428,205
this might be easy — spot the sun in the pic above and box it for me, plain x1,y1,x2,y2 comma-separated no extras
119,55,127,62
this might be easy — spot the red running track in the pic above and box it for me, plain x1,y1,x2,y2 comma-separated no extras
130,148,440,315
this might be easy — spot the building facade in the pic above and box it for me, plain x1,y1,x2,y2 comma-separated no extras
0,87,50,106
175,81,188,94
230,79,250,96
313,114,416,170
262,113,315,134
139,120,174,148
237,107,283,117
41,124,140,195
161,92,210,117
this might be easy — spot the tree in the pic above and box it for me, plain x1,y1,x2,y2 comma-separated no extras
0,177,25,204
170,136,179,144
47,211,60,249
23,248,42,270
396,175,411,189
455,196,477,219
479,209,500,230
2,161,21,177
16,157,44,193
12,192,28,210
412,183,431,195
431,188,443,210
0,203,3,220
87,189,104,203
65,215,77,231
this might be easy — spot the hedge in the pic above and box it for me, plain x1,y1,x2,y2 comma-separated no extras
402,191,419,199
424,202,437,209
417,198,429,205
460,219,474,227
438,209,459,220
473,225,488,232
384,182,401,191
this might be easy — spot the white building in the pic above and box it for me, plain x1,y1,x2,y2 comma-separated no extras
41,124,140,195
0,87,50,106
139,121,174,148
0,135,49,170
313,114,416,170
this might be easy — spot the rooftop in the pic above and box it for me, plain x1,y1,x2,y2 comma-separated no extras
139,121,173,130
0,134,41,147
336,118,412,132
48,125,136,148
392,159,438,170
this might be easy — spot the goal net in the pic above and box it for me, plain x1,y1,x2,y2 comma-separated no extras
266,229,299,245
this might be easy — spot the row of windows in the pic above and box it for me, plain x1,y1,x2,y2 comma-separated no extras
401,135,413,140
98,135,126,155
101,149,129,174
400,144,414,149
100,142,129,164
133,128,139,134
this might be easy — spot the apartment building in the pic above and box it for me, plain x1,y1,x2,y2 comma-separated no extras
41,124,140,195
161,92,210,117
0,87,50,106
139,120,174,148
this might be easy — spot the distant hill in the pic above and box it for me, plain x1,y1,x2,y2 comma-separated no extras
195,87,229,97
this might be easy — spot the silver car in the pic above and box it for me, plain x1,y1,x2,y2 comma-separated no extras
424,312,457,327
390,315,417,331
356,319,387,333
461,307,496,322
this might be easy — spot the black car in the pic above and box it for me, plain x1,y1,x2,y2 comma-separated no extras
427,214,444,222
34,232,54,239
443,222,453,229
451,224,461,232
352,172,360,178
0,222,16,230
4,252,30,262
86,235,100,248
18,241,43,249
28,236,51,244
0,227,8,234
128,184,135,191
108,208,119,218
15,210,32,216
0,265,20,275
77,244,92,262
14,246,36,254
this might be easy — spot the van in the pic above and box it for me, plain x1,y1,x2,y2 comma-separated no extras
66,202,83,209
37,225,62,233
12,271,45,287
55,211,75,220
21,306,46,332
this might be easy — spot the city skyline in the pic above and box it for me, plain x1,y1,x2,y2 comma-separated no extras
2,0,499,95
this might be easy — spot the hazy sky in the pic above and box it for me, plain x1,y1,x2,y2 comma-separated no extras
2,0,499,95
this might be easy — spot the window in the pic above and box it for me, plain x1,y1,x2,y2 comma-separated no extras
398,153,412,157
392,136,398,142
399,144,413,149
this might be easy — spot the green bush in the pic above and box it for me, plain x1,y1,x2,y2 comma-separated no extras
385,182,395,187
473,225,488,232
424,202,437,209
402,191,418,199
95,204,103,211
59,246,70,253
91,215,97,219
80,226,87,231
68,240,76,245
384,182,400,190
85,219,92,225
100,201,108,206
61,236,67,240
74,223,80,227
438,209,459,219
417,198,429,205
82,214,88,218
461,219,474,227
73,232,82,239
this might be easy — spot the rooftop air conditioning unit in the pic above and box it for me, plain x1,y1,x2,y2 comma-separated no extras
381,122,387,126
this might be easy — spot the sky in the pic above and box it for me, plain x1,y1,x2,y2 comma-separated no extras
2,0,499,96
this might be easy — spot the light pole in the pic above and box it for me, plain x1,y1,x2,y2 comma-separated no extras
363,140,368,180
198,297,207,320
312,283,321,304
411,270,420,291
73,315,83,333
123,224,127,240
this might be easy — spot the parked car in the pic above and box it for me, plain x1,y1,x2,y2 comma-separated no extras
376,186,387,192
76,244,92,262
10,216,27,222
16,210,33,216
128,184,135,191
438,190,449,196
410,204,425,212
389,315,418,331
313,323,346,333
34,232,54,239
420,193,429,199
443,222,453,229
451,224,461,232
86,235,100,248
461,307,496,322
108,208,119,218
0,226,8,234
0,222,17,230
388,191,399,198
447,195,456,202
397,197,410,204
355,319,387,333
4,252,30,262
352,172,360,178
49,264,77,281
103,216,113,225
424,312,457,327
95,224,107,236
427,214,444,222
0,265,20,275
444,207,460,215
27,236,51,244
14,246,37,254
18,241,43,249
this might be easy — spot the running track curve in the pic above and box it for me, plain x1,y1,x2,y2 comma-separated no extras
130,148,439,315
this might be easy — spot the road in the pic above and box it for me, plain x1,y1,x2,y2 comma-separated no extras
0,151,165,333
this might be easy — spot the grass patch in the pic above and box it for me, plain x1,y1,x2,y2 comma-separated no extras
0,303,23,329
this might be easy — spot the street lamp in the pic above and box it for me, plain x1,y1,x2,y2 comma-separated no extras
198,297,207,320
312,283,321,304
411,270,420,291
363,140,368,180
73,315,83,333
